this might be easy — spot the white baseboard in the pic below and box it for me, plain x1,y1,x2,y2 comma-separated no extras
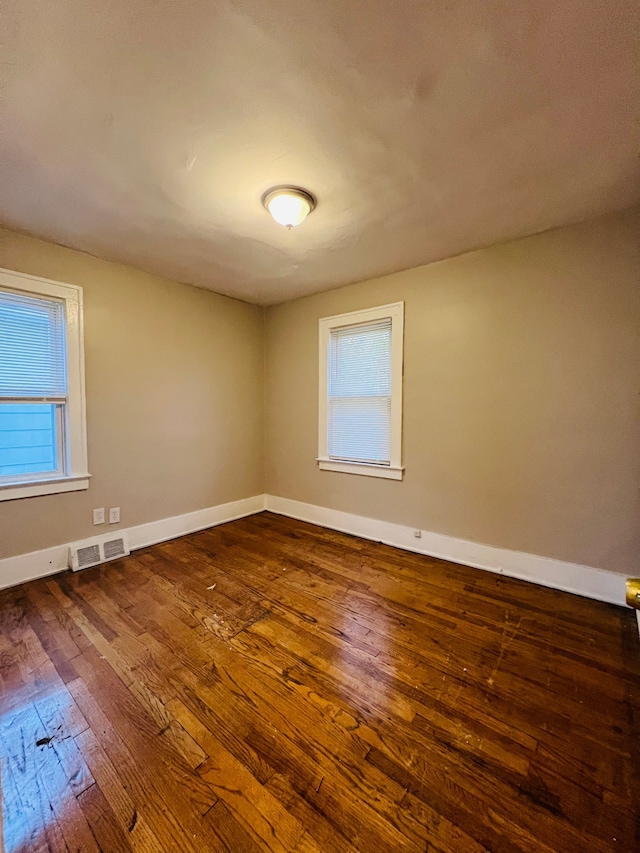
125,494,266,550
0,494,266,592
265,495,627,607
0,491,629,609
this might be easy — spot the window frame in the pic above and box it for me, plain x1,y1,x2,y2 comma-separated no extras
0,267,90,501
317,301,404,480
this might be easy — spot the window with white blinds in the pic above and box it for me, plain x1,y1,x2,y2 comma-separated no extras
318,303,404,480
0,268,89,501
328,320,392,463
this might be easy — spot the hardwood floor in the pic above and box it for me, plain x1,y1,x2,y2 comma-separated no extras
0,511,638,852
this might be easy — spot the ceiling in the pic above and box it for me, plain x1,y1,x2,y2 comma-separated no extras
2,1,638,305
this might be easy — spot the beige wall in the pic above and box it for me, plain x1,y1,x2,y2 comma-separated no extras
0,229,265,559
2,208,638,575
266,208,640,575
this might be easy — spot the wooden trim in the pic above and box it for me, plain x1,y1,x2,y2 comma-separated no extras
126,494,266,550
265,494,627,606
0,494,266,590
317,458,404,479
2,490,628,606
0,475,90,502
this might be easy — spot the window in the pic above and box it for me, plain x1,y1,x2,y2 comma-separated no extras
318,302,404,479
0,268,89,501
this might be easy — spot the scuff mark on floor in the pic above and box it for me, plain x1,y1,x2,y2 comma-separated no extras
487,614,524,687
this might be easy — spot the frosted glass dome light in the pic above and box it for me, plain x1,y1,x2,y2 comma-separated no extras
262,187,315,229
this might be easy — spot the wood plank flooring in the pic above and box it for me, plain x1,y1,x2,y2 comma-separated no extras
0,511,638,852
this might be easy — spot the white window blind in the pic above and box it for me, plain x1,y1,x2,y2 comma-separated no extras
328,319,392,465
0,290,67,399
0,289,68,482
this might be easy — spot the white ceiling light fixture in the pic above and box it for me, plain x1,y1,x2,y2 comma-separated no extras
262,186,316,229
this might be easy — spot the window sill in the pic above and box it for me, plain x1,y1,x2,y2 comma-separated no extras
317,458,404,480
0,474,91,502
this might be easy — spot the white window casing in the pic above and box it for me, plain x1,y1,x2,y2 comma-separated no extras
0,268,90,501
318,302,404,480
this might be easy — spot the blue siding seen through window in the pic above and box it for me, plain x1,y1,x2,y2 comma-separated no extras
0,404,58,476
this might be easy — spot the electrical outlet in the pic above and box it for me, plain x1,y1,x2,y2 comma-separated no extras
109,507,120,524
413,529,422,538
93,507,105,525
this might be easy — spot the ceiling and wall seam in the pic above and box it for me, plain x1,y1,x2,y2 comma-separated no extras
2,1,638,304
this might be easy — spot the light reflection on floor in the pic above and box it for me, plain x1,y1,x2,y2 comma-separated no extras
1,679,80,852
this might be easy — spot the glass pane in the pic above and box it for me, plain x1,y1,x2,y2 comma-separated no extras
327,319,393,464
0,403,58,477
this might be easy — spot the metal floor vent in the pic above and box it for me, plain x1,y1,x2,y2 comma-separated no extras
69,532,130,571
